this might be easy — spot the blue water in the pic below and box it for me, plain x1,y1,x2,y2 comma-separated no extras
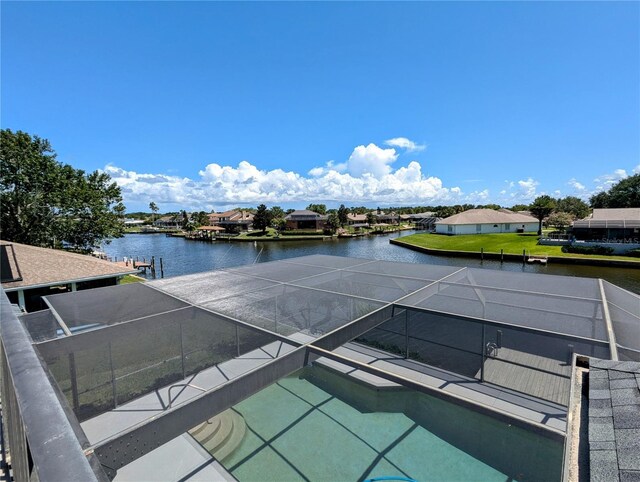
215,367,562,482
103,232,640,293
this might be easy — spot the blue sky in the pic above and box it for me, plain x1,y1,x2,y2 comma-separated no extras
2,1,639,212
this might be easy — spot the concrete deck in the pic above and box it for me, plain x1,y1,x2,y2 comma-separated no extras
81,340,298,445
316,342,568,433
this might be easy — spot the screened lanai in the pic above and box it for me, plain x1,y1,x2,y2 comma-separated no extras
2,254,639,481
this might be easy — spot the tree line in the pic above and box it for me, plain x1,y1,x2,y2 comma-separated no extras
2,129,638,249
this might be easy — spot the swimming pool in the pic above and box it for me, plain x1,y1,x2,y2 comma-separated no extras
190,366,563,482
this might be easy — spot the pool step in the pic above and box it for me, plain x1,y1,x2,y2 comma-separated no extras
188,409,246,462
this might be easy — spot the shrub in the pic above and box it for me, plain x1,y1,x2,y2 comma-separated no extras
562,245,614,255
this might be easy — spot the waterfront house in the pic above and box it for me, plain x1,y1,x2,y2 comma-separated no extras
153,215,181,229
373,210,400,224
284,210,328,230
572,208,640,242
208,210,254,233
346,213,369,230
0,240,137,312
435,209,538,235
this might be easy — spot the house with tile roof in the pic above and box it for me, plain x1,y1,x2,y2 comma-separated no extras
435,209,539,235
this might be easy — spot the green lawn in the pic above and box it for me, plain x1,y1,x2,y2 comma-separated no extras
119,274,145,284
397,233,640,262
234,227,328,240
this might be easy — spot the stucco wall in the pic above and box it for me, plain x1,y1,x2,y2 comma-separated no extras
435,222,538,235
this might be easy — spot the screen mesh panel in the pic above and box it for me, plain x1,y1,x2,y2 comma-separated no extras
290,270,431,303
346,260,462,281
398,281,608,340
462,268,602,299
151,270,276,306
603,281,640,358
44,283,188,329
282,254,375,269
226,260,334,282
202,284,386,337
20,310,61,342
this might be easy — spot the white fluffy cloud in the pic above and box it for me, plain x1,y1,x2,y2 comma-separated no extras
384,137,426,152
346,143,398,177
496,178,540,203
568,178,586,191
105,142,464,210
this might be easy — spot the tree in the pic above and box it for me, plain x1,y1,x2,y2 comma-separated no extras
510,204,529,212
270,206,285,219
366,212,376,226
529,195,556,236
590,174,640,208
253,204,272,233
476,204,501,210
192,211,209,227
306,203,326,215
546,212,574,232
325,212,340,233
337,204,349,227
149,202,159,222
555,196,590,219
0,129,125,250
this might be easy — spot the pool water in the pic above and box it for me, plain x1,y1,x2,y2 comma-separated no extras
201,367,562,482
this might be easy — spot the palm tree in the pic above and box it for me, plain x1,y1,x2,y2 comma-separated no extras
149,202,159,223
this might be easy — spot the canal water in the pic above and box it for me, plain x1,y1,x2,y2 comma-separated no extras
103,232,640,294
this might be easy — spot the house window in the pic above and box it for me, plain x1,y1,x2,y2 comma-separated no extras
476,224,482,233
448,225,453,233
504,223,510,230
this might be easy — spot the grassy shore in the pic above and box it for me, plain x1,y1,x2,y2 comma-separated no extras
233,227,329,241
119,274,145,284
396,233,640,262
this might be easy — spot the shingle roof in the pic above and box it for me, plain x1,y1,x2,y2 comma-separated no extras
587,359,640,481
0,240,137,291
436,208,538,225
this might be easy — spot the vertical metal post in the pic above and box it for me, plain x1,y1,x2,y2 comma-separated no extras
68,353,79,410
522,249,526,265
480,323,486,382
274,295,278,333
179,322,186,379
160,258,164,278
108,342,117,408
568,344,575,365
405,310,409,359
500,249,504,263
480,247,484,261
235,324,240,357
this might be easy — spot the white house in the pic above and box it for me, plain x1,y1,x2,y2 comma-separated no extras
435,209,539,235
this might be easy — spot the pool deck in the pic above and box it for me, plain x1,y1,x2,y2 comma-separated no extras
316,342,568,434
81,335,566,481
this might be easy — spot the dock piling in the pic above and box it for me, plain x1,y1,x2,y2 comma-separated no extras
160,258,164,278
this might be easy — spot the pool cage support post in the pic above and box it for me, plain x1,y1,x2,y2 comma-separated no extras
235,324,240,357
108,342,117,408
68,352,80,410
405,309,409,359
179,322,186,379
480,323,486,382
